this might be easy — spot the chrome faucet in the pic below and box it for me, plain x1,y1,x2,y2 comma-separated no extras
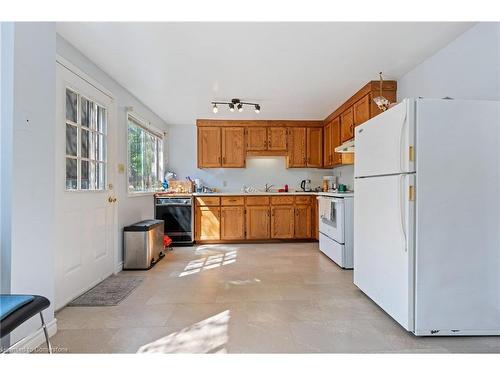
264,183,275,192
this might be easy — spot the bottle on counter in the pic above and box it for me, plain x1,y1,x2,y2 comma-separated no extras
284,184,289,192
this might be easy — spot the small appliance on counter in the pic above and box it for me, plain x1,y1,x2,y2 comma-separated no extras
300,179,312,192
322,176,336,192
123,219,165,270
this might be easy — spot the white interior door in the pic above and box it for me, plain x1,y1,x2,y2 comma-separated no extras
354,173,415,330
354,99,415,178
55,62,117,310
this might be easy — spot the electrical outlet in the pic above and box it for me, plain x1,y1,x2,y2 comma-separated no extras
223,180,228,187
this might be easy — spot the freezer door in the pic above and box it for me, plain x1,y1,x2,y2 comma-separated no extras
355,99,415,178
354,174,415,330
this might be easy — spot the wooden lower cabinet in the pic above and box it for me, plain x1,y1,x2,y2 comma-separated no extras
195,206,220,241
313,198,319,240
271,206,295,239
294,205,312,239
246,206,270,240
221,206,245,240
195,195,316,242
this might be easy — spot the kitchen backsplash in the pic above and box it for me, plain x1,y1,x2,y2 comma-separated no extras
166,124,355,192
332,165,354,190
166,125,337,192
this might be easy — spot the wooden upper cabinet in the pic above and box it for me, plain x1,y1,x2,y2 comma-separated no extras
353,94,370,127
331,116,342,166
271,206,294,239
221,206,245,240
294,205,312,239
195,206,220,241
221,127,245,167
246,127,267,151
287,127,307,167
340,107,354,143
323,122,333,167
267,127,287,151
246,206,270,240
323,80,397,149
307,127,323,167
198,127,221,168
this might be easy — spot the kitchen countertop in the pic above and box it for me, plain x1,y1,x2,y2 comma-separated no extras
191,191,354,198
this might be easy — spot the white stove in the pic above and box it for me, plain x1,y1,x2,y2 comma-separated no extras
317,195,354,269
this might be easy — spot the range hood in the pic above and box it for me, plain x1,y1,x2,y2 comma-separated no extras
334,139,355,153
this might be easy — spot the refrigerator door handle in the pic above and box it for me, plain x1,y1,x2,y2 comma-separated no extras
399,174,408,252
398,106,409,174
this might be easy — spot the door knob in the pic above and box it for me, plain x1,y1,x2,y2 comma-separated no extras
108,196,114,203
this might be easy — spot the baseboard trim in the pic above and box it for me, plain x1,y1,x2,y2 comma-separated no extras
115,261,124,274
6,318,57,353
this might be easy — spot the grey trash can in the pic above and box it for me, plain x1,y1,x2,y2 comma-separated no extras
123,219,164,270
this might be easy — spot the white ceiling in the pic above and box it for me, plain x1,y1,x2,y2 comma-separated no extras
57,22,473,125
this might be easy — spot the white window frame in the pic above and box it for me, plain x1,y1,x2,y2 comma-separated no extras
127,112,164,196
65,87,108,192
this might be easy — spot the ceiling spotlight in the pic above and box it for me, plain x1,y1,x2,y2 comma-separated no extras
212,103,218,114
229,103,235,112
237,103,243,112
254,104,261,114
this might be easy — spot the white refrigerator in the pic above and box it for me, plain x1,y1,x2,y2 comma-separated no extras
354,98,500,336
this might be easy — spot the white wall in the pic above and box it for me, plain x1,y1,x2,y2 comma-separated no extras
167,124,330,192
56,35,169,266
398,23,500,101
1,22,57,343
334,22,500,189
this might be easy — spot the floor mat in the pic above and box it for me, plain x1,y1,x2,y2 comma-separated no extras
67,275,143,306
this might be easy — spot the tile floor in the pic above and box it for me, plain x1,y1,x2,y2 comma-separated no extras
47,243,500,353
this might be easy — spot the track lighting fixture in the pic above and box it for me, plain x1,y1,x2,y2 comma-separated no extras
210,98,261,114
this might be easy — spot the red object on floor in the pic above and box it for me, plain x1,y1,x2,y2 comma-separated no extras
163,235,172,248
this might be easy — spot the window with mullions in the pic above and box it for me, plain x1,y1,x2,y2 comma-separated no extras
127,115,164,194
65,88,107,190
